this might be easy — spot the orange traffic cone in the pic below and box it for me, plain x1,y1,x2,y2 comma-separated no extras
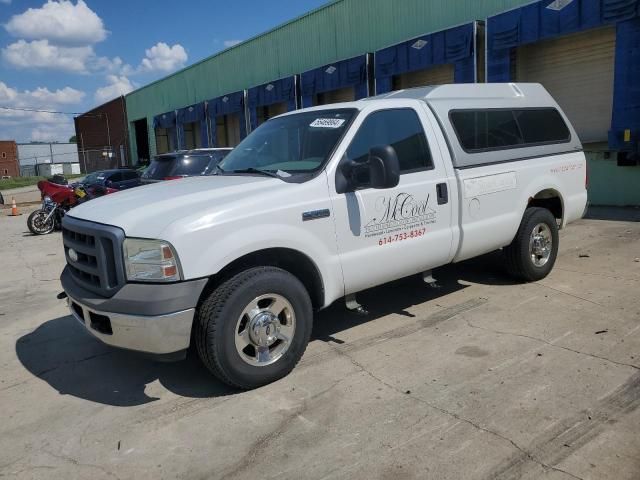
10,197,18,216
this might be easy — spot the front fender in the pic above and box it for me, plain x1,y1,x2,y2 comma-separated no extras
167,221,344,308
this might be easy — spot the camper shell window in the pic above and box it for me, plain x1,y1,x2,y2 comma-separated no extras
449,108,571,153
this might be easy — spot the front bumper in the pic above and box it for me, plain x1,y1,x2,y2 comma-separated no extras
61,266,208,355
67,294,194,354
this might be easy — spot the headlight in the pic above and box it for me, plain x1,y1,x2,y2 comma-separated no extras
123,238,181,282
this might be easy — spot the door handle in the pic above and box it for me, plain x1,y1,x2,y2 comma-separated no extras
436,183,448,205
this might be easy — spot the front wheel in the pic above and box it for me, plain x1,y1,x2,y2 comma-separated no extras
504,207,559,281
195,267,313,389
27,209,55,235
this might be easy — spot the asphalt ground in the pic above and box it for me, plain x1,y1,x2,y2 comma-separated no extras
1,207,638,479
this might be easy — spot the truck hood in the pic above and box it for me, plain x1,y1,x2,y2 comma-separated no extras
68,175,279,237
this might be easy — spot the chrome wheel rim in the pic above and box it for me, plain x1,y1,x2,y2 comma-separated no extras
32,211,54,234
234,293,296,367
529,223,552,267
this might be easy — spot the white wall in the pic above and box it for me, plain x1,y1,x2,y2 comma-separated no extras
17,143,79,166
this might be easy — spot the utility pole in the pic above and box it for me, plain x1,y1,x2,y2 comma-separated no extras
103,113,111,152
80,133,87,173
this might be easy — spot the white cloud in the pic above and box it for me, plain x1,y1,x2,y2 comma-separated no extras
2,39,92,73
0,81,85,107
29,123,74,142
223,39,242,48
1,0,12,5
90,55,133,76
0,81,84,142
139,42,187,73
94,75,133,103
2,39,133,75
5,0,107,46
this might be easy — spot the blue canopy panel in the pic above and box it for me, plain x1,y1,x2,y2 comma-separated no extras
176,102,208,149
486,0,640,152
300,55,368,108
152,110,178,152
247,76,297,131
375,23,475,94
610,17,640,152
206,91,247,147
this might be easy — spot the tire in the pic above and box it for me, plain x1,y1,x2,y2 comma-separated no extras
195,266,313,389
27,209,55,235
504,207,559,282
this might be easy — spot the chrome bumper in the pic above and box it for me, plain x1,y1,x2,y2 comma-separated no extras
67,294,194,354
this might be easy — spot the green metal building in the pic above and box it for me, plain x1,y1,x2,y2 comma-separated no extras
124,0,640,206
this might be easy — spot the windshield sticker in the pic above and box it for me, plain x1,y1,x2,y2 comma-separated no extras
310,118,346,128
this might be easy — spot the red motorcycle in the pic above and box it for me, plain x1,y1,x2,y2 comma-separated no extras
27,180,117,235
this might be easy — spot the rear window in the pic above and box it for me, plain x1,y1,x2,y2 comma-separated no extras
450,108,570,152
142,154,212,179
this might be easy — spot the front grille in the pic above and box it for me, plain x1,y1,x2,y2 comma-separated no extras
62,216,126,297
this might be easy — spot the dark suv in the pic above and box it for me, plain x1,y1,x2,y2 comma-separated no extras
82,169,141,190
140,148,232,184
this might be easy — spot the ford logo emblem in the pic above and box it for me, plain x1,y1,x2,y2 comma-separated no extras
68,248,78,262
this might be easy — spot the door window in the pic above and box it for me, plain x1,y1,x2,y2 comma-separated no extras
346,109,433,177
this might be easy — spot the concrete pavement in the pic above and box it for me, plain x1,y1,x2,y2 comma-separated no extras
0,210,638,479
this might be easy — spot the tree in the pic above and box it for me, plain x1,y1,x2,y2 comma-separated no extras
69,135,77,143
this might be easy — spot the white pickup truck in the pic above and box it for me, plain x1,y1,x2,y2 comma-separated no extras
60,83,587,389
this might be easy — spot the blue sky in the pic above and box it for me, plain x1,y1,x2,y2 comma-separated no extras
0,0,328,143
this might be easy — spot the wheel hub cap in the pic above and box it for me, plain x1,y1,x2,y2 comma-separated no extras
529,223,553,267
249,312,279,347
234,293,296,367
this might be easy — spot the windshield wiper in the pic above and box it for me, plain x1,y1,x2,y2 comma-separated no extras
231,167,282,179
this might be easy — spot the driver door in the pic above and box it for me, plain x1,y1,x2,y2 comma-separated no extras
329,106,453,295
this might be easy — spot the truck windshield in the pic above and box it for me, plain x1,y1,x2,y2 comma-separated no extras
218,109,356,175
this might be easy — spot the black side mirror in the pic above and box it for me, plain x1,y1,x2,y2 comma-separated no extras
368,145,399,189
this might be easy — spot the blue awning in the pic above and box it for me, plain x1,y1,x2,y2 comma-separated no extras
247,76,297,131
176,102,208,148
177,102,205,124
486,0,640,152
152,110,176,129
152,110,178,152
300,55,368,108
206,91,247,146
374,23,475,94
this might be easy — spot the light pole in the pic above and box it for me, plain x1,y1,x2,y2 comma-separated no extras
100,113,111,150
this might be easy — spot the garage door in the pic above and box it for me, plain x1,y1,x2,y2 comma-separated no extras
392,64,455,90
516,27,615,144
216,113,242,147
314,87,355,106
257,102,288,126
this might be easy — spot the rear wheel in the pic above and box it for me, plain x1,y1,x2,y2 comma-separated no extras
195,267,313,389
27,209,55,235
505,207,559,281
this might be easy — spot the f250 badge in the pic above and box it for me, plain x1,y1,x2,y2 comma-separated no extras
364,192,436,238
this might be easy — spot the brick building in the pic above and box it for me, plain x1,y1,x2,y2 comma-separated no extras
0,141,19,177
74,96,129,173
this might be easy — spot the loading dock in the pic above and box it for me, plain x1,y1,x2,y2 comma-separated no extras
300,55,369,108
487,0,640,205
132,118,150,164
207,91,247,148
153,111,177,154
247,77,297,132
375,23,477,94
516,27,615,144
177,103,208,149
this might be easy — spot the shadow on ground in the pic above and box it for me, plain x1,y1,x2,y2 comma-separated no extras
16,251,514,407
